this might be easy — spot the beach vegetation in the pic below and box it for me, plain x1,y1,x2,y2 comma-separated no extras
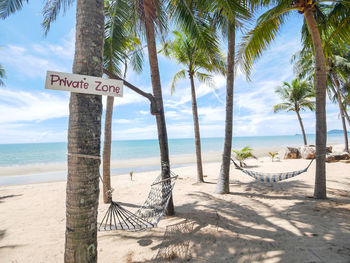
273,78,315,146
237,1,350,199
160,30,226,183
269,151,278,162
232,146,257,167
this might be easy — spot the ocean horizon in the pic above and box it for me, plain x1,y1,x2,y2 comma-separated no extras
0,133,346,168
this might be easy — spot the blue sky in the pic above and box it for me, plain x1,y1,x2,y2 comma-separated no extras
0,2,343,144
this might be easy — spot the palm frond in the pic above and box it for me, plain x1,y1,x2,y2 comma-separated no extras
237,3,294,78
42,0,74,35
273,102,293,113
0,0,28,19
195,72,214,87
0,63,6,86
171,69,186,94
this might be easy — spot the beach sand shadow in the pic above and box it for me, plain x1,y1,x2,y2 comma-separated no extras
132,183,350,263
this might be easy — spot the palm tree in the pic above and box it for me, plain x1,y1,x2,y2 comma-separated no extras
238,1,350,199
102,0,144,203
2,0,105,261
205,2,250,195
161,30,225,183
293,13,350,152
273,79,315,145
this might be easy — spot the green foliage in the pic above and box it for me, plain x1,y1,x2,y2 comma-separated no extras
161,30,226,94
273,78,315,113
232,146,257,167
0,62,6,86
268,151,278,162
0,0,29,19
237,2,350,80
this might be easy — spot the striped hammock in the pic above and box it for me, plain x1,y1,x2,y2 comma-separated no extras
231,158,314,183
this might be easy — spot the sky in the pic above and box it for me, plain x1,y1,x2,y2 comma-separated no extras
0,2,343,144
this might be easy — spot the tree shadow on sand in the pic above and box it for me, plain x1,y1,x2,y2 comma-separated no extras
131,179,350,262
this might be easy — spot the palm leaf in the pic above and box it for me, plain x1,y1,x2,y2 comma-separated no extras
42,0,74,35
0,0,28,19
171,69,186,94
237,3,294,78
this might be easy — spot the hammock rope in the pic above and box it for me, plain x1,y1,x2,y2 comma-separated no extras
231,158,314,183
98,171,178,231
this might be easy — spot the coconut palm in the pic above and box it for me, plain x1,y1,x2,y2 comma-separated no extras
2,0,105,261
161,30,225,183
170,0,251,194
102,0,144,203
238,1,350,199
273,79,315,145
293,15,350,152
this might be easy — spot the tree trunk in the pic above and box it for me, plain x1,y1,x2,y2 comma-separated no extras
189,73,204,182
333,76,349,152
65,0,104,262
304,8,327,199
215,22,235,194
102,96,114,203
144,3,174,215
296,110,308,145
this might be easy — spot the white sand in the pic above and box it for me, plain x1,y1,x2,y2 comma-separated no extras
0,149,349,262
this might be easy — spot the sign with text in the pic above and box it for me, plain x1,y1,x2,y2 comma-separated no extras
45,71,123,97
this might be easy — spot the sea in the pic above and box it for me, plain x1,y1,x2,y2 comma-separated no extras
0,134,345,185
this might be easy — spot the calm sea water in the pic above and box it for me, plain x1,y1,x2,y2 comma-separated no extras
0,134,345,167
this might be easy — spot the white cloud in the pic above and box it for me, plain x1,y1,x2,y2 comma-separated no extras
0,88,69,123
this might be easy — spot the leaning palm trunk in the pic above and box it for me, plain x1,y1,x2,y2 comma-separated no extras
304,8,327,199
144,4,174,215
189,74,204,182
296,110,308,145
332,76,349,152
65,0,104,262
215,23,235,194
102,96,114,203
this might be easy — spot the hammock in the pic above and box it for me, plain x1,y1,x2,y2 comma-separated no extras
98,171,178,231
231,158,314,183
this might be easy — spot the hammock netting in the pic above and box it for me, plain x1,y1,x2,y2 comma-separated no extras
98,171,178,231
231,158,314,183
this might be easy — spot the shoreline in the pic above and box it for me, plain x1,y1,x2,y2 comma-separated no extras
0,143,344,186
0,156,349,262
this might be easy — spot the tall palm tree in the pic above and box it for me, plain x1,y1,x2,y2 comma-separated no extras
293,9,350,152
238,1,350,199
169,0,250,194
204,1,250,195
273,79,315,145
102,0,144,203
2,0,105,261
161,30,225,183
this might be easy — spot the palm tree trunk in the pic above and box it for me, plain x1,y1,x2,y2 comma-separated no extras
333,76,349,152
189,73,204,182
102,96,114,203
215,22,235,194
144,3,174,215
304,8,327,199
65,0,104,262
296,110,308,145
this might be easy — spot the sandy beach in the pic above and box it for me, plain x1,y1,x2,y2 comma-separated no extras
0,146,349,263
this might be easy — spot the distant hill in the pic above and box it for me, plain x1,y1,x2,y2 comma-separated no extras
328,129,350,134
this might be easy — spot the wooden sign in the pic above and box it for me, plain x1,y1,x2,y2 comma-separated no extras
45,71,123,97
